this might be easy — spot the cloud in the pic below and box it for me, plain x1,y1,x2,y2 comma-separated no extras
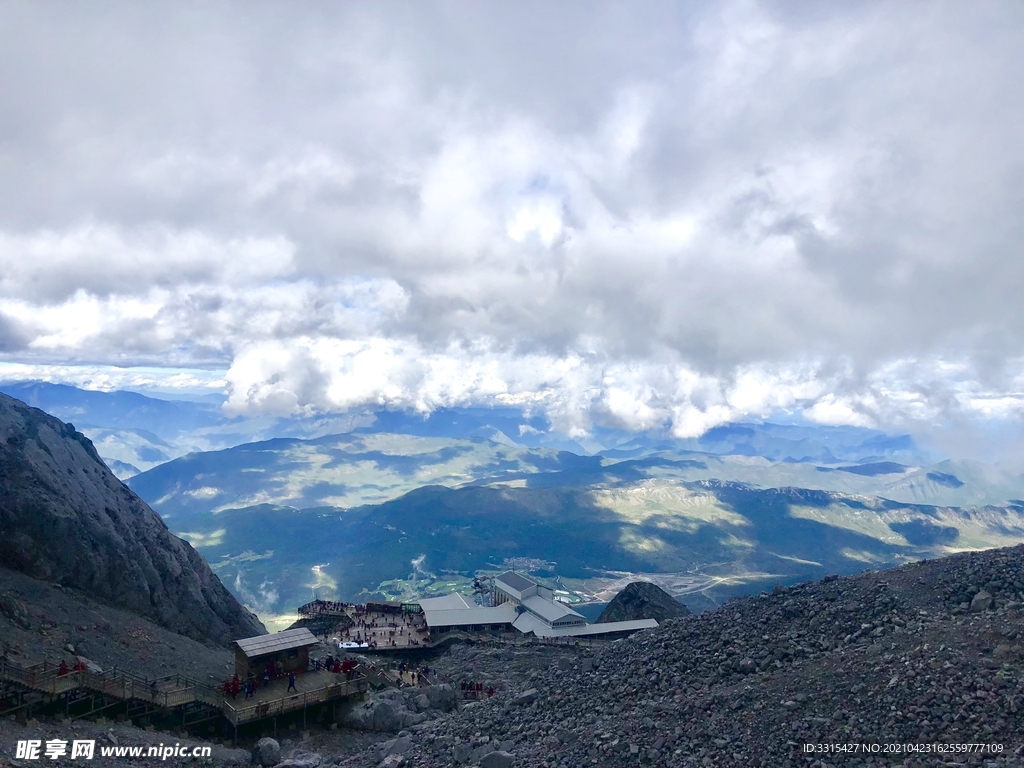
0,311,29,352
1,1,1023,451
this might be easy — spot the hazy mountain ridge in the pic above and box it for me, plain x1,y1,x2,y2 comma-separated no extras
0,382,940,480
128,428,1024,524
0,392,264,645
127,432,590,521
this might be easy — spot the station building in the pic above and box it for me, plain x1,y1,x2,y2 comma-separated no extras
416,571,657,642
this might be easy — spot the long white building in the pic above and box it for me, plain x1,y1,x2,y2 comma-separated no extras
416,571,657,641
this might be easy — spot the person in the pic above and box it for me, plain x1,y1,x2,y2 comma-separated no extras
72,659,86,672
287,671,296,692
58,660,69,676
263,669,271,688
230,675,240,699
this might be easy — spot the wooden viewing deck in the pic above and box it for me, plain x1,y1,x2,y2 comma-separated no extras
299,600,432,651
220,671,366,725
0,657,366,728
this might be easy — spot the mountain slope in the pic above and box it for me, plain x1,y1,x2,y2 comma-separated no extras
0,392,264,645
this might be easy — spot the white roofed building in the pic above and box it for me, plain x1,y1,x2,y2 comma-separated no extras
414,571,657,643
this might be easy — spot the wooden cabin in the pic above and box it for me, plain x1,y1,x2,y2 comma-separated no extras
233,628,318,679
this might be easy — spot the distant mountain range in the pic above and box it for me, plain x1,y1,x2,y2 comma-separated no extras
129,474,1024,618
0,381,934,479
8,380,1024,626
127,429,1024,523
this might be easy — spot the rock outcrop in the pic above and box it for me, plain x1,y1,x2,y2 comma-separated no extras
0,392,264,645
338,685,458,732
596,580,690,623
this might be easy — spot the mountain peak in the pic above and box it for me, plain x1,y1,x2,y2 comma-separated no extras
597,581,691,624
0,392,264,645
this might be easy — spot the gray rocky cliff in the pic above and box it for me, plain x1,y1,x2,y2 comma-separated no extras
0,392,264,645
596,580,691,623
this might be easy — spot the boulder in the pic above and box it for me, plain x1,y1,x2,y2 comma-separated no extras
479,751,515,768
275,754,322,768
77,656,103,674
380,735,413,759
425,684,457,712
339,693,428,732
971,590,994,612
512,688,538,706
255,737,279,767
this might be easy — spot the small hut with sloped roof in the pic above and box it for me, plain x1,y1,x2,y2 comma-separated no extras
233,628,318,678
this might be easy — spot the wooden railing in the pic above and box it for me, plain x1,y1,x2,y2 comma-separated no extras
297,600,350,617
220,675,367,725
2,659,218,714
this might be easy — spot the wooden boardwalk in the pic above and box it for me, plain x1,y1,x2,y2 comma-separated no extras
221,670,365,725
0,658,366,728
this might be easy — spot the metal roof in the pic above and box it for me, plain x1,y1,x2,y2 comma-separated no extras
511,611,550,635
495,571,536,593
421,604,518,628
417,593,473,611
512,613,657,638
543,619,658,637
522,595,584,624
233,628,318,658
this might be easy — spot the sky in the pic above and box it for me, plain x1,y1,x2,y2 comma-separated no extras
1,1,1023,457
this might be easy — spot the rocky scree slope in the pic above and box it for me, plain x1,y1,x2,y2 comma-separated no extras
0,566,236,683
597,581,691,624
0,392,264,646
362,545,1024,767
